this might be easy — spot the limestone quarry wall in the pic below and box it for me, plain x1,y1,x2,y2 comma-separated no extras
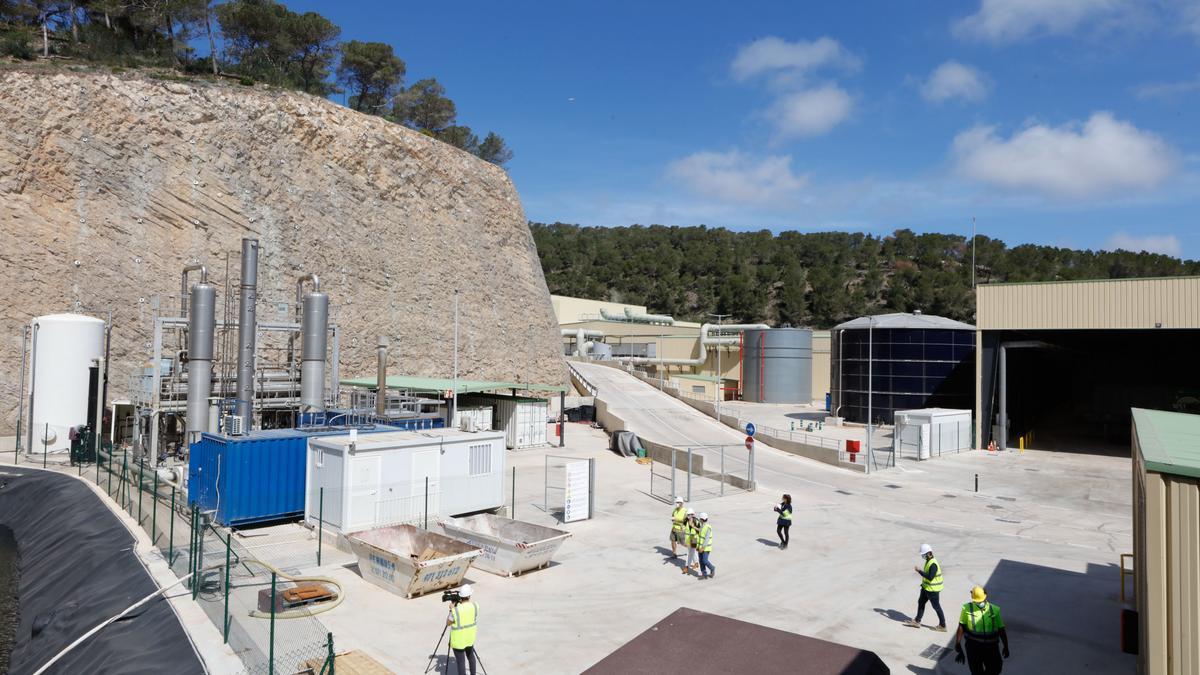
0,68,566,434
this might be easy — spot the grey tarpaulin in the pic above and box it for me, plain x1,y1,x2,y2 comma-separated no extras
610,431,644,457
0,469,205,675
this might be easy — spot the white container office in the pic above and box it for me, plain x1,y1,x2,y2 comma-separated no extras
893,408,973,460
27,313,106,456
305,429,506,534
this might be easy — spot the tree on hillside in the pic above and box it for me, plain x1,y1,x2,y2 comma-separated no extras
476,131,513,166
436,124,479,153
215,0,294,82
285,10,339,94
337,39,404,112
393,77,456,133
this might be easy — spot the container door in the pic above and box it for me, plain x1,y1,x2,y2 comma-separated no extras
347,455,381,530
412,450,440,523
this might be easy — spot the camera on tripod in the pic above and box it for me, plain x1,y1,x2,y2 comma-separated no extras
441,589,461,603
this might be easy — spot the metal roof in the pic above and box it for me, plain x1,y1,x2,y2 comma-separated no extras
1133,408,1200,480
339,374,566,394
833,312,975,331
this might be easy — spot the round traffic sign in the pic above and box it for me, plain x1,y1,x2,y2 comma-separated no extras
745,422,756,437
745,436,754,451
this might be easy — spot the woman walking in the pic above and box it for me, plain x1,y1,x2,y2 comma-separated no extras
774,494,793,549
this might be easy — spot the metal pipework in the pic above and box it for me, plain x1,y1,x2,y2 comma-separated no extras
186,280,216,439
300,288,329,411
234,239,259,428
295,274,321,318
376,336,389,416
180,263,208,318
620,323,768,366
561,328,604,357
624,307,675,325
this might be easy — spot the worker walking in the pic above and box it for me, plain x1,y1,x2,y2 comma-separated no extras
670,496,687,559
904,543,946,631
447,584,479,675
773,493,793,549
954,586,1010,674
696,513,715,579
682,508,699,575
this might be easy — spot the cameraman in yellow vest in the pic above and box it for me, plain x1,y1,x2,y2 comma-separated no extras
447,584,479,675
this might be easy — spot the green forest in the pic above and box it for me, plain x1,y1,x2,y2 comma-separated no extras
0,0,512,165
532,222,1200,328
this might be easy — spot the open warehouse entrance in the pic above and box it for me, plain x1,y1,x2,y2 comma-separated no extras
980,329,1200,454
976,276,1200,455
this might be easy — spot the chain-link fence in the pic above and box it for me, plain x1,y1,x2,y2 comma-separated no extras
81,445,337,675
649,444,755,503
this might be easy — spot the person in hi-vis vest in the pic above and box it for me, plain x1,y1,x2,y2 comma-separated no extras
447,584,479,675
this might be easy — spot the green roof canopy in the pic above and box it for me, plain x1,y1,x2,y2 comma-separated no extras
340,374,566,395
1133,408,1200,480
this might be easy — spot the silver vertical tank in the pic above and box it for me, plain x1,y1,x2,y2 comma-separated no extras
234,238,259,427
300,291,329,410
186,281,216,438
742,328,813,404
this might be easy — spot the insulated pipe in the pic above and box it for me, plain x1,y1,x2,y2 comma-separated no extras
185,280,216,439
180,263,208,318
300,289,329,411
376,336,389,416
624,307,675,325
234,239,259,428
620,323,769,366
562,328,604,357
599,308,629,322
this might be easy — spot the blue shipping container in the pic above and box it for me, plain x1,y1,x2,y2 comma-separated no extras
188,426,399,526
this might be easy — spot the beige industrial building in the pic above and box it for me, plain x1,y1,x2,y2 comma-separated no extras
1131,408,1200,675
553,295,830,404
974,277,1200,452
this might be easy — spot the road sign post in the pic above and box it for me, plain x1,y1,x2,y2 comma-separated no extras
745,422,756,437
745,436,754,451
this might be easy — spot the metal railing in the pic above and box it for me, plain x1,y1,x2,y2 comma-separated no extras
649,444,755,503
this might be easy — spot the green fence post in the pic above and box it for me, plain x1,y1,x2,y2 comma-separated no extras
424,476,429,530
137,462,145,525
269,571,277,675
223,530,232,643
324,632,335,675
121,447,128,509
107,447,113,496
189,508,197,597
151,469,160,545
317,487,324,567
168,486,176,565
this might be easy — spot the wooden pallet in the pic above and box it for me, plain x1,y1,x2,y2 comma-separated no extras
299,649,394,675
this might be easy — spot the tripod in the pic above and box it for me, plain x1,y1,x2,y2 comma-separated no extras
424,620,489,675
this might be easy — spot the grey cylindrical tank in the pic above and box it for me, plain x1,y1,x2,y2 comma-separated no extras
186,282,216,438
235,238,259,427
742,328,813,404
300,291,329,410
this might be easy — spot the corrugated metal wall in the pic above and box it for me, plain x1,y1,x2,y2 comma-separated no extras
1134,431,1200,674
978,277,1200,330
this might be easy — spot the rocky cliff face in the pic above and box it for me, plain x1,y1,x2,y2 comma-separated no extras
0,68,566,433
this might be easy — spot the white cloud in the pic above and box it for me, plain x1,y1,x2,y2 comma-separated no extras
952,112,1177,198
922,61,990,103
666,151,807,204
954,0,1127,42
1105,232,1183,256
731,36,859,82
766,85,854,138
1134,75,1200,99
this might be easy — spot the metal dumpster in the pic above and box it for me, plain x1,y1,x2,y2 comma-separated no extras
347,525,481,598
439,514,572,577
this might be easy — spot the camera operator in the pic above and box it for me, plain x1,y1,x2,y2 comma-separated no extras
446,584,479,675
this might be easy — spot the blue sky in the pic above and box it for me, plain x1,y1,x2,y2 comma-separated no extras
282,0,1200,258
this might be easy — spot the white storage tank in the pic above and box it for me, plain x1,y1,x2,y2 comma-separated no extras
28,313,105,456
305,429,507,535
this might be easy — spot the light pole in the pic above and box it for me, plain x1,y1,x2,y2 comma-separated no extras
452,290,459,425
710,313,730,420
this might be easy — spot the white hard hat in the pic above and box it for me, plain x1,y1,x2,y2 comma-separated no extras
699,512,709,521
919,543,933,556
458,584,473,598
686,508,695,515
675,496,684,503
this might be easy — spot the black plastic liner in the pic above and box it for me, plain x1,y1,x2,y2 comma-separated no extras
0,469,205,675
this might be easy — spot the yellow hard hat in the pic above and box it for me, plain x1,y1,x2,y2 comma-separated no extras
970,586,987,603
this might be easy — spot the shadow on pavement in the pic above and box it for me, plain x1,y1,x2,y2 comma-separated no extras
755,537,781,548
873,607,912,624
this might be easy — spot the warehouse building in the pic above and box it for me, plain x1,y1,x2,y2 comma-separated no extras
976,277,1200,452
553,295,831,404
1131,408,1200,674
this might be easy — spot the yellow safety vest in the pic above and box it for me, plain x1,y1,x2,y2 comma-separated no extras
450,601,478,650
687,521,699,547
779,503,793,521
961,602,1003,640
698,523,713,553
672,507,687,532
921,557,944,592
